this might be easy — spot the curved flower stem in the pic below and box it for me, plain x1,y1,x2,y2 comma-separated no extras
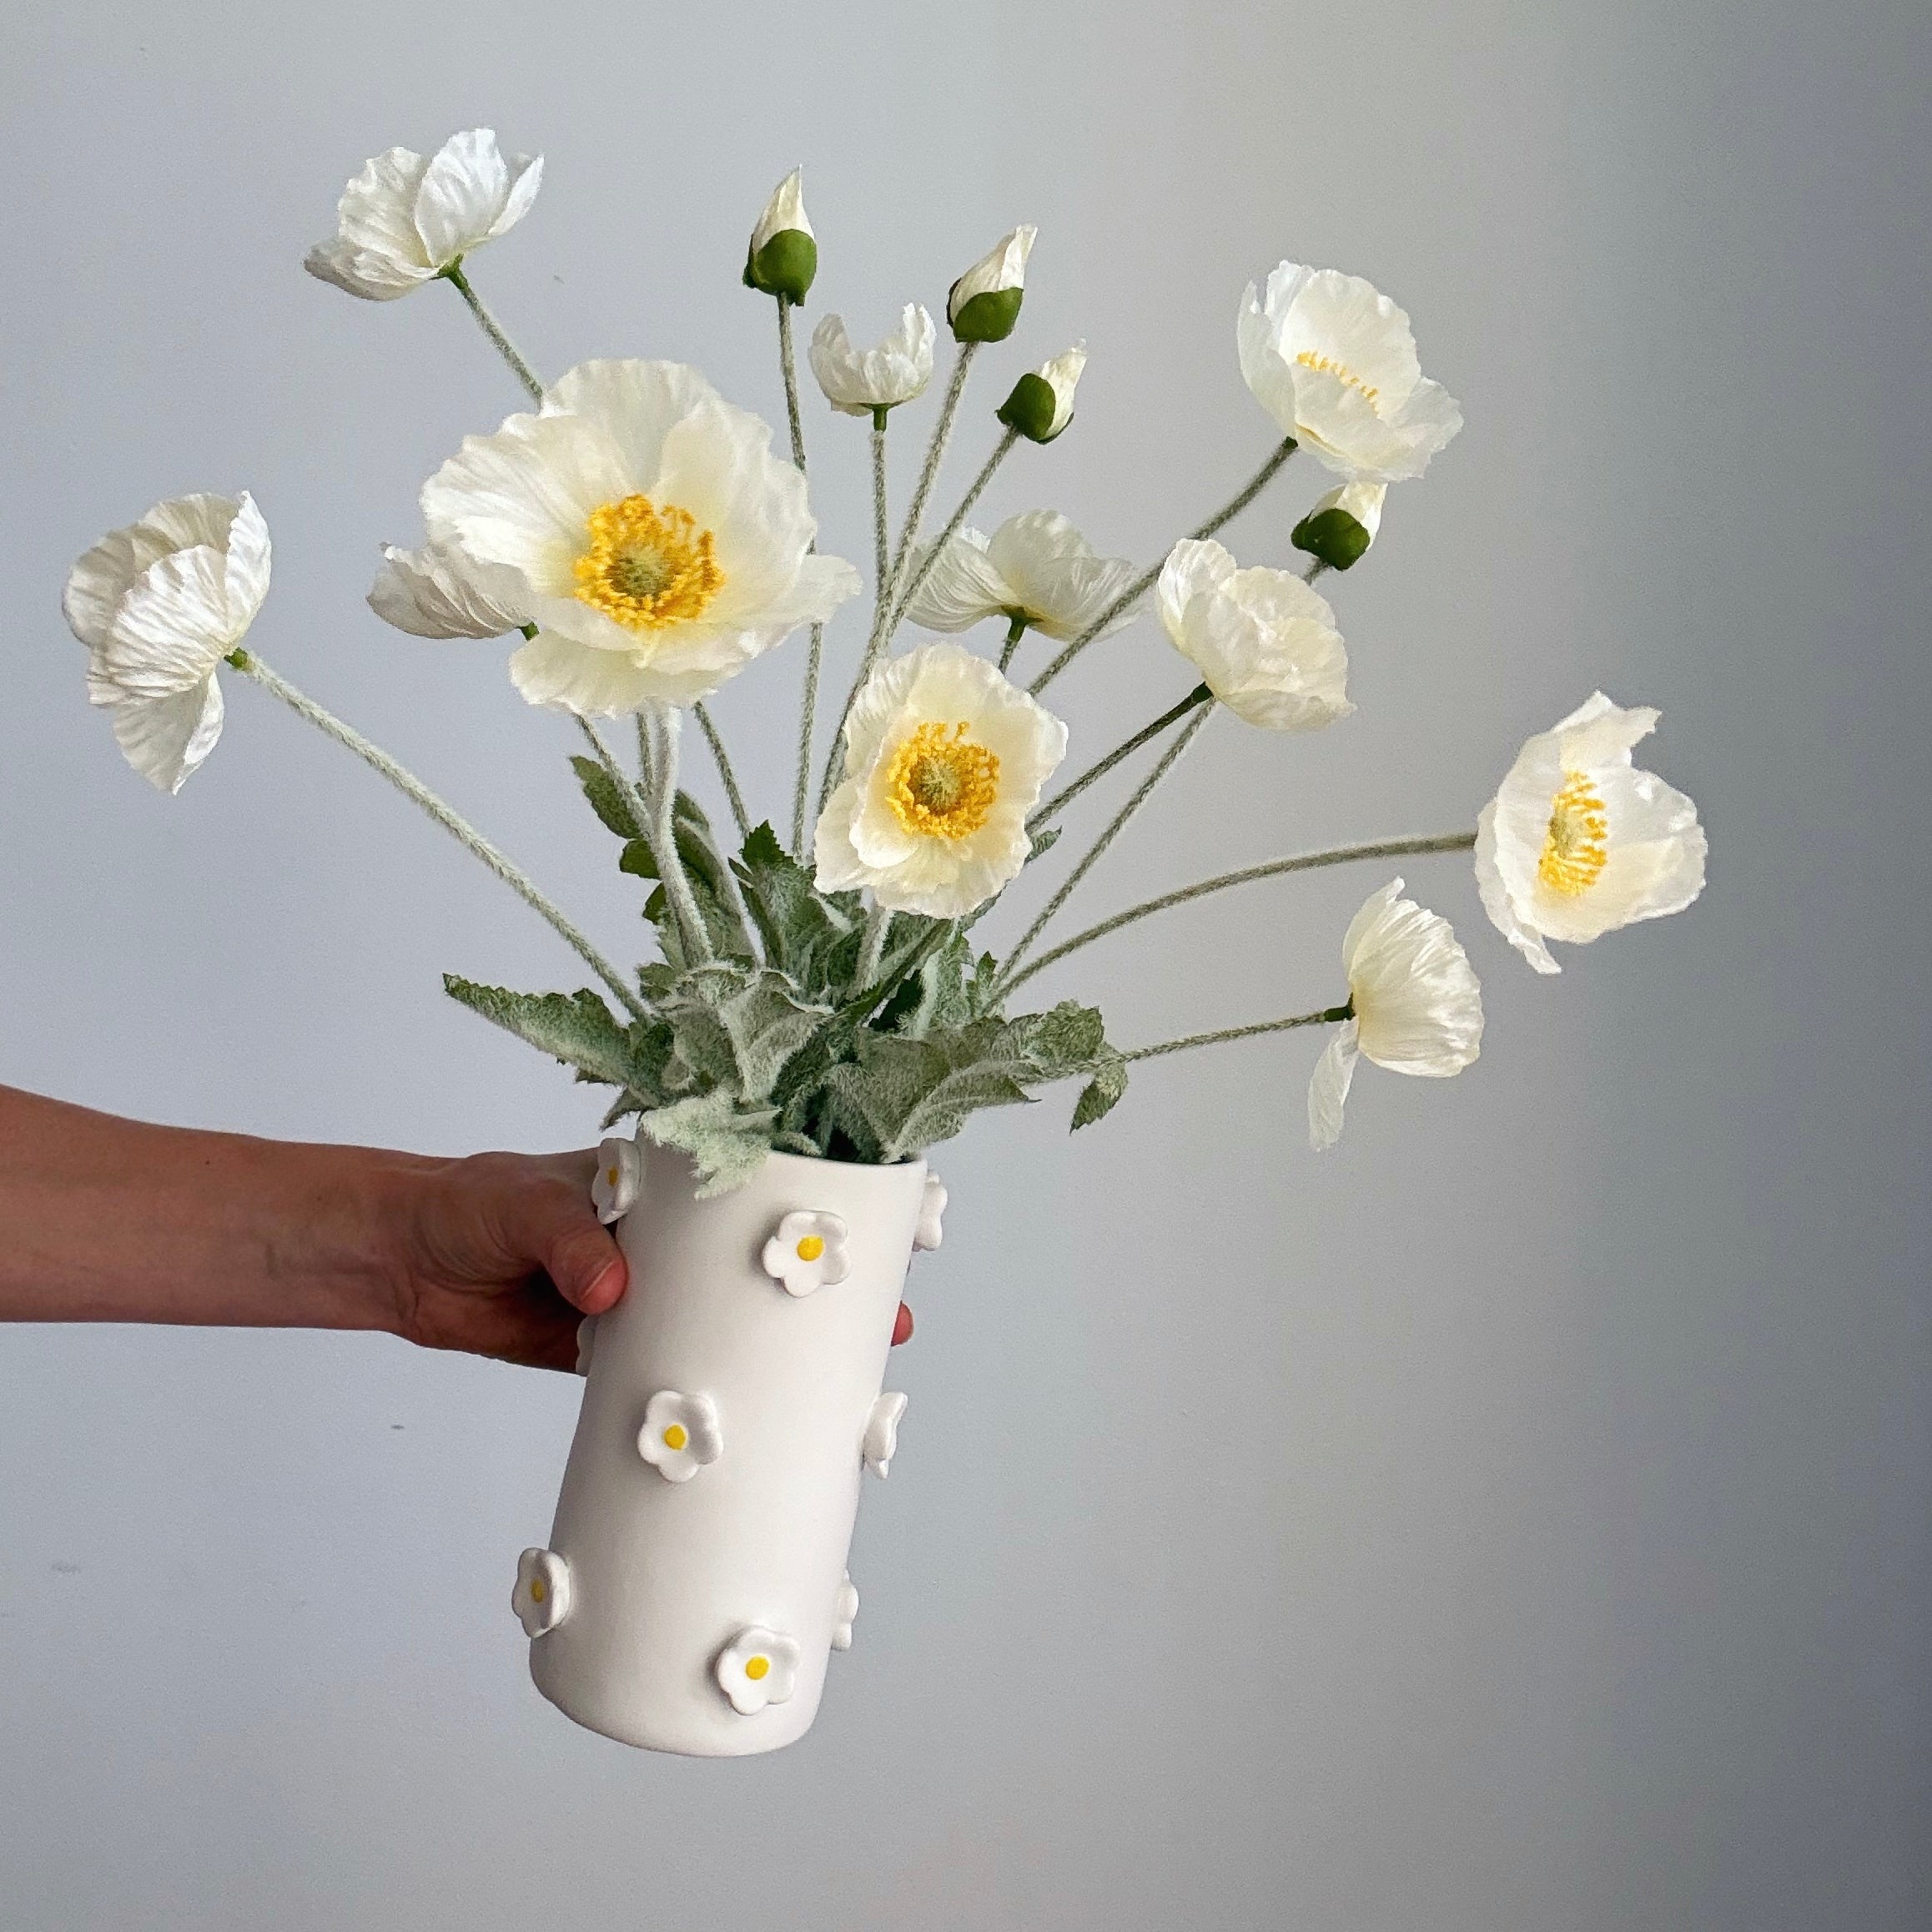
1028,435,1298,698
886,341,978,606
993,703,1214,996
854,902,891,988
228,650,648,1023
1027,683,1212,833
440,263,543,405
999,831,1478,1000
774,298,828,862
888,425,1019,635
1305,559,1331,586
640,704,715,965
997,613,1029,672
1125,1004,1349,1063
693,702,751,843
812,414,897,823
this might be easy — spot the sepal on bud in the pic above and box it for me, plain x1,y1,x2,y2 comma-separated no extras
1291,482,1386,571
998,341,1086,443
948,224,1036,342
742,168,817,304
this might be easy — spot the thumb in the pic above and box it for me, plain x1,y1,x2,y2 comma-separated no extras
501,1167,629,1316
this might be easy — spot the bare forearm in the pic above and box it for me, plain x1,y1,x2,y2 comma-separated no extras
0,1084,410,1333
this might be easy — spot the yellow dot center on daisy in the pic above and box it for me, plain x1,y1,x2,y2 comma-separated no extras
662,1424,688,1452
529,1576,547,1604
574,495,724,632
605,1165,620,1186
1538,770,1611,896
743,1654,770,1682
884,722,1000,840
795,1234,825,1262
1296,350,1381,407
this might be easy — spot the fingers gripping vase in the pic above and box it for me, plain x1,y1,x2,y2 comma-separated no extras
516,1139,931,1757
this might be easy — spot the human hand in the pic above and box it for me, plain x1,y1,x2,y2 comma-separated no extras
383,1148,914,1371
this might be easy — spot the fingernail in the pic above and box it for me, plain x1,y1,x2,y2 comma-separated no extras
892,1301,913,1346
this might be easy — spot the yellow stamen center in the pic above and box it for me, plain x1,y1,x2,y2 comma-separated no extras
529,1576,547,1604
1296,350,1381,407
884,722,1000,840
1538,771,1610,896
743,1654,770,1682
605,1165,620,1186
574,495,724,631
662,1424,688,1452
795,1234,825,1262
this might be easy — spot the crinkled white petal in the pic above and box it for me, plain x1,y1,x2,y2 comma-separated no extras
1344,878,1483,1075
1155,537,1239,647
106,679,224,795
808,306,936,415
413,128,535,268
369,539,529,639
1035,342,1087,435
903,529,1014,631
1307,1019,1361,1151
984,510,1139,641
1166,556,1351,731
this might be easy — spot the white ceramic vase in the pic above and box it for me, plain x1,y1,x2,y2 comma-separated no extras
515,1137,932,1756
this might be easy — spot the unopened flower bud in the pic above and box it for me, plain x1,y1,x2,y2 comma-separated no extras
1291,481,1386,571
997,341,1086,443
947,224,1036,342
742,168,817,304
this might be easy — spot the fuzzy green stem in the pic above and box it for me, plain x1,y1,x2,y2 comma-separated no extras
1027,684,1212,832
440,262,543,405
775,298,826,861
641,704,714,965
1125,1005,1348,1063
693,702,752,843
855,902,892,988
777,297,808,472
1305,559,1331,586
813,413,898,822
888,424,1019,635
1028,436,1297,697
994,704,1214,994
999,831,1478,999
227,650,647,1022
885,340,977,608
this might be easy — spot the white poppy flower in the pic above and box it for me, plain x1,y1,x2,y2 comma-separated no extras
420,359,862,712
1156,537,1351,732
368,539,529,639
1291,481,1386,572
905,511,1139,644
913,1171,948,1252
761,1210,851,1296
590,1135,643,1225
743,169,816,304
305,129,542,301
997,342,1087,444
948,225,1037,342
1309,879,1484,1151
831,1572,858,1652
808,305,937,415
63,491,272,794
636,1390,723,1482
512,1547,571,1637
814,642,1068,918
863,1391,908,1477
715,1626,800,1715
1475,693,1708,975
1238,263,1462,483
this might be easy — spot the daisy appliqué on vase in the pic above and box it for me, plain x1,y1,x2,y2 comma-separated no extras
831,1572,859,1652
761,1210,851,1296
590,1135,642,1225
716,1626,801,1715
513,1547,571,1638
863,1391,908,1478
636,1390,723,1482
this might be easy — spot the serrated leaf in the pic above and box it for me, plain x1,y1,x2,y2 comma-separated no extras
1011,999,1109,1079
733,821,861,994
1071,1051,1128,1129
637,1090,775,1197
442,976,638,1088
821,1022,1035,1161
569,754,645,841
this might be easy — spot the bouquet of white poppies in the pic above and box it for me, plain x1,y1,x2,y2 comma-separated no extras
64,133,1708,1190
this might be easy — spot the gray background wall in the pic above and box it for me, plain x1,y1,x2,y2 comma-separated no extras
2,3,1926,1926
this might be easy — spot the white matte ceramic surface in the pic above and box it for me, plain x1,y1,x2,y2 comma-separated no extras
526,1140,927,1756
